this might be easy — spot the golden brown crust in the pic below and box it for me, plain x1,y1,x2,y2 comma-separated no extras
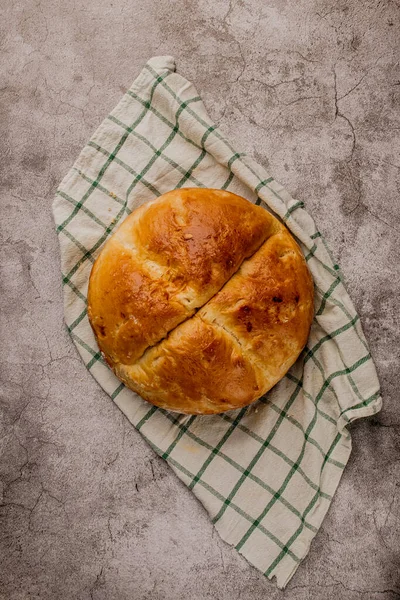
88,189,275,364
87,188,314,414
116,317,261,414
199,228,314,394
87,238,189,365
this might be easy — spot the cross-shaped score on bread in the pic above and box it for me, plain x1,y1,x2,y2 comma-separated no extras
87,188,314,414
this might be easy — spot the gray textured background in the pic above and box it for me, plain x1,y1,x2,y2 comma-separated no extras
1,0,399,598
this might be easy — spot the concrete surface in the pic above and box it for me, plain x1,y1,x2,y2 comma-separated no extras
1,0,399,598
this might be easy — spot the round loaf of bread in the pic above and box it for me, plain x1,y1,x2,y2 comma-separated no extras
88,188,314,414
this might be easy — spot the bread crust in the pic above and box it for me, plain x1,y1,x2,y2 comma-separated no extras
88,188,313,414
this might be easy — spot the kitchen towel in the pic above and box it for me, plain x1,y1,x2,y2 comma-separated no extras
52,56,382,588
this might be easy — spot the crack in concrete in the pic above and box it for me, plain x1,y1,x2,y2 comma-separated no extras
382,488,398,531
290,579,400,596
89,566,104,600
338,55,385,102
27,490,44,530
103,452,120,470
12,398,34,426
222,0,234,25
363,206,400,236
27,262,42,300
1,435,30,498
217,3,247,122
291,50,321,64
373,483,399,559
219,544,226,572
240,75,303,90
282,95,323,107
333,66,356,163
149,458,157,482
107,515,115,543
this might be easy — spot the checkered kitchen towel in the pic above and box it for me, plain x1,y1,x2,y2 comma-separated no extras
53,56,382,588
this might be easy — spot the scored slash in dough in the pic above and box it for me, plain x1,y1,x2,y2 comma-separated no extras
88,188,314,414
